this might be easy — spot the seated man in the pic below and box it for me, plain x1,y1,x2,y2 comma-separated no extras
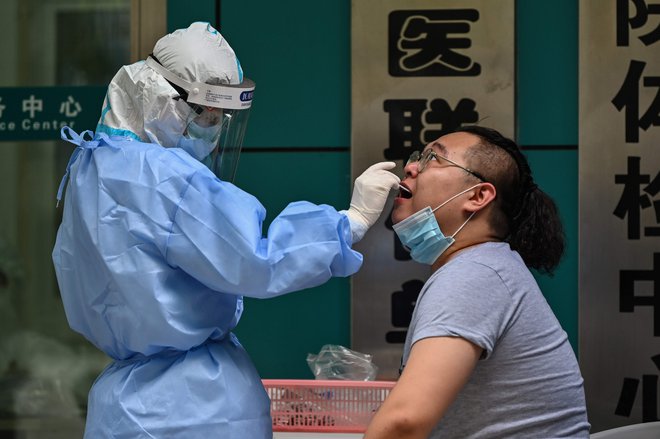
365,126,590,438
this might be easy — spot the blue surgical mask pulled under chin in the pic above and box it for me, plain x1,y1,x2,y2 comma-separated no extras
393,185,480,265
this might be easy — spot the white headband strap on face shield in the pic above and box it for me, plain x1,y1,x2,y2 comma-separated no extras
145,56,254,110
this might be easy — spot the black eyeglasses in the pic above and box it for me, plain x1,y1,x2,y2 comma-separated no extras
406,149,488,183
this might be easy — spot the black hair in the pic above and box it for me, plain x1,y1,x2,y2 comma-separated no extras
455,125,565,275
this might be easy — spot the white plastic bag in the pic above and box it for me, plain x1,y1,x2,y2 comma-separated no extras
306,344,378,381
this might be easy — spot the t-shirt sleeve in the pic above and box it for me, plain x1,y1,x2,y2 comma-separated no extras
410,260,513,359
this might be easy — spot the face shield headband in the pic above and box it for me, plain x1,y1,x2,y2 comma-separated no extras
145,56,254,110
145,56,255,182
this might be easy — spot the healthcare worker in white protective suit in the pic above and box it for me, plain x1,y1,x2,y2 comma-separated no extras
52,22,399,438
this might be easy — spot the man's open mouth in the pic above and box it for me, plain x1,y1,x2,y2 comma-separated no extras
399,185,412,199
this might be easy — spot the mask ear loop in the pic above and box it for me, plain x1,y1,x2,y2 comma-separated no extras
429,183,482,238
450,211,476,239
430,183,482,214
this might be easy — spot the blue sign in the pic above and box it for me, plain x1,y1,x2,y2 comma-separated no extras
240,90,254,102
0,86,106,141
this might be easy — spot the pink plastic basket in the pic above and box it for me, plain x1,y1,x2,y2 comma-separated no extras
262,379,395,433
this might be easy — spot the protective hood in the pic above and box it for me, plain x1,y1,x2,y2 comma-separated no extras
95,22,254,182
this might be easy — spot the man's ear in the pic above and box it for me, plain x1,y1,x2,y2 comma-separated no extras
465,183,496,212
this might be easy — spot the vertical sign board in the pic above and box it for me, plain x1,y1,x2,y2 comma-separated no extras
579,1,660,431
351,0,515,378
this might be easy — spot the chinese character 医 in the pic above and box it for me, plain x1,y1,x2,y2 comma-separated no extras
389,9,481,77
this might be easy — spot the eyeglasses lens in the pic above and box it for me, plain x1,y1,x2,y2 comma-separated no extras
406,150,433,172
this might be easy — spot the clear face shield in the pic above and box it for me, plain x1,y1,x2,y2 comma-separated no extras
146,57,254,182
182,103,251,182
210,108,251,183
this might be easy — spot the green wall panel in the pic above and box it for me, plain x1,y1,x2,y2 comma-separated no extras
526,150,579,350
232,150,352,378
235,278,351,379
165,0,354,378
219,1,351,148
516,1,579,353
233,151,351,216
516,1,578,145
167,0,215,32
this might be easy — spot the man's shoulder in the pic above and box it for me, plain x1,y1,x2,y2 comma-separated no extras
453,242,524,269
440,242,510,270
428,242,527,292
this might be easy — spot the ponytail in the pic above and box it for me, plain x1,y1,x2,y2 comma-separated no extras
509,184,565,275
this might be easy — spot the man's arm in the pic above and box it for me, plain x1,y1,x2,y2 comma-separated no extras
364,336,482,439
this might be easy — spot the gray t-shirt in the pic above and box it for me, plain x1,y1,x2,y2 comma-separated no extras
401,242,590,438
